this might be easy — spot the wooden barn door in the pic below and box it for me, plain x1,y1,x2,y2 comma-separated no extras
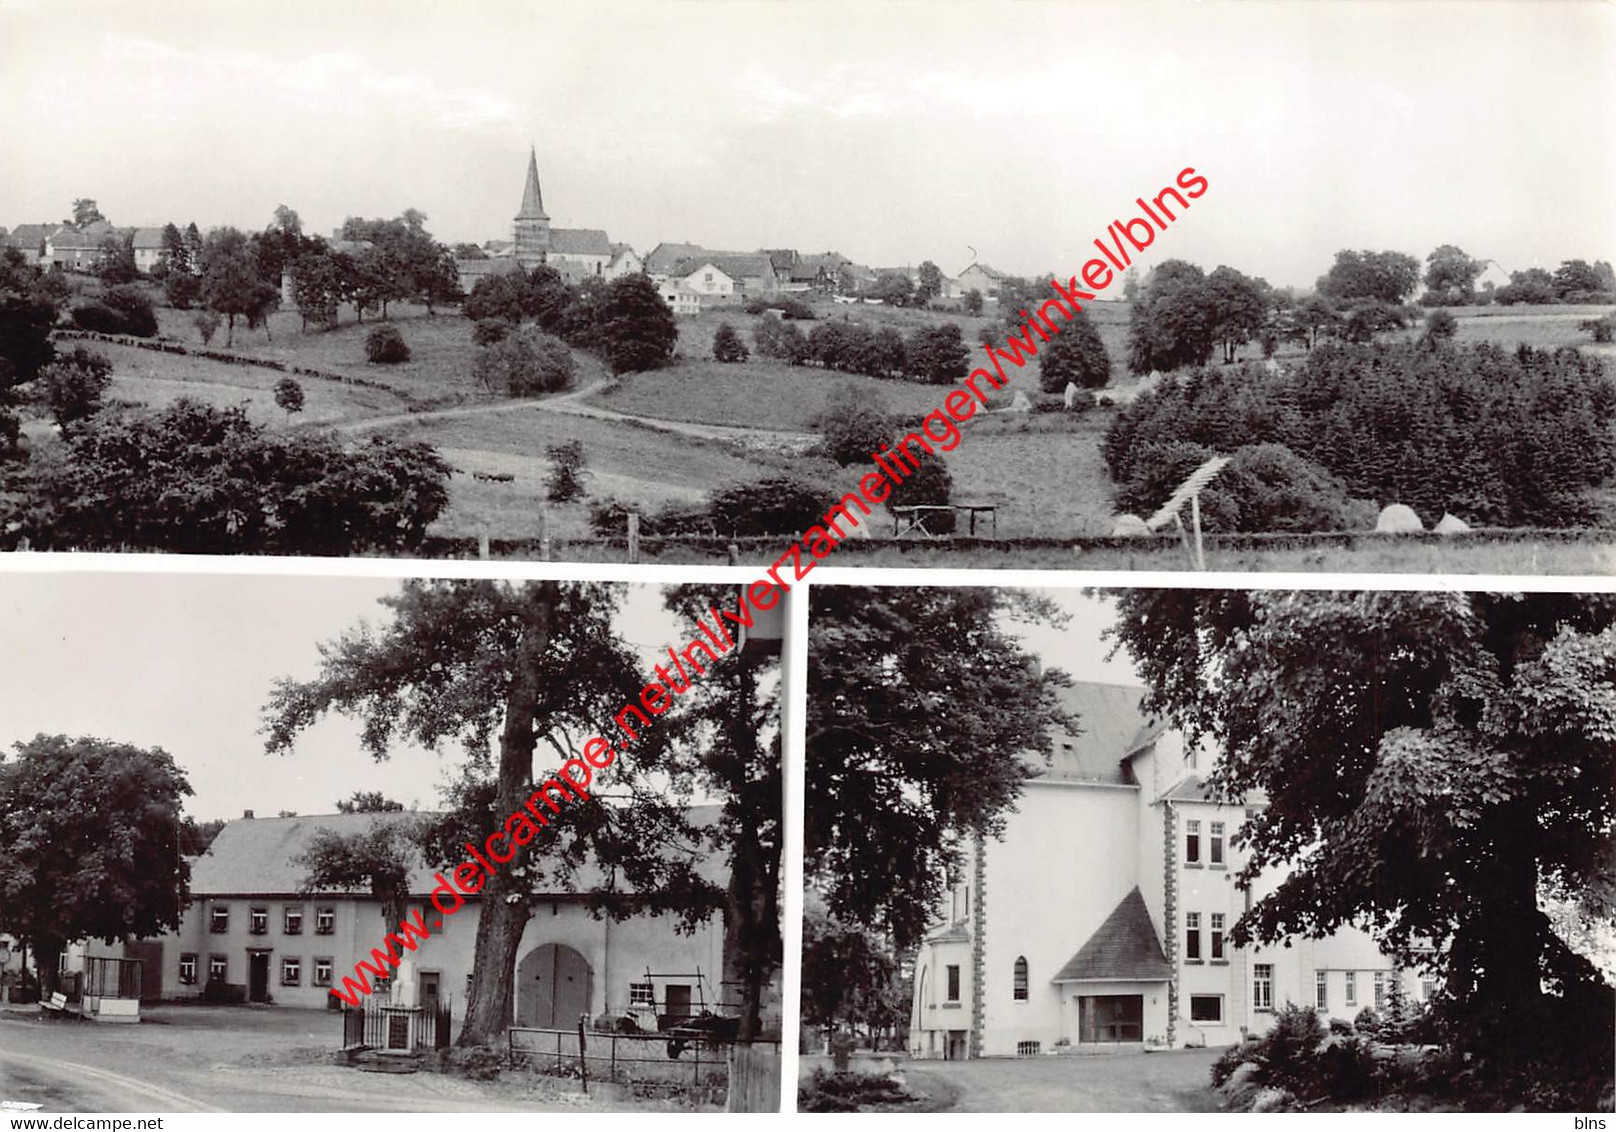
516,943,592,1028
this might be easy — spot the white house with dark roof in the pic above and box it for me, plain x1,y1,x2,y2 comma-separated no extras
87,807,776,1033
3,224,58,265
956,262,1009,300
909,682,1429,1060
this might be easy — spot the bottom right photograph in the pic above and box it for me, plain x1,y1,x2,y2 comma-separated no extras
799,584,1615,1114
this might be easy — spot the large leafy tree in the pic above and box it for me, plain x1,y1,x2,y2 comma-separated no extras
297,818,421,934
1316,249,1421,305
1038,306,1110,391
1127,259,1214,373
1423,244,1482,305
201,227,279,347
1106,589,1616,1064
262,581,719,1046
802,904,906,1041
596,274,677,373
1205,265,1269,364
806,587,1077,953
0,735,193,993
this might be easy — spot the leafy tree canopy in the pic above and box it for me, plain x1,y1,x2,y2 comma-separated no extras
0,735,192,991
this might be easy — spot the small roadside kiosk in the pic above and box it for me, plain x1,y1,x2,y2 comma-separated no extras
80,956,143,1023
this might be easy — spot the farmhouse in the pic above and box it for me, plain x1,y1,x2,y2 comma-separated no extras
46,221,122,272
909,682,1431,1060
3,223,57,265
87,808,778,1033
131,227,168,273
956,262,1009,300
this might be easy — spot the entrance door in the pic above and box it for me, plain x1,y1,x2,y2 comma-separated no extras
248,951,270,1003
665,983,693,1024
418,970,441,1014
1078,994,1143,1042
516,943,592,1028
126,941,163,1003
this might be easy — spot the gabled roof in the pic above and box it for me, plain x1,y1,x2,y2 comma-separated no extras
50,222,122,250
456,257,524,279
609,243,639,260
189,806,726,900
548,228,612,256
3,224,57,249
672,258,737,283
1052,887,1171,982
959,262,1009,281
763,249,798,273
131,227,168,249
925,922,969,944
517,147,549,221
645,242,729,275
1033,682,1147,785
675,253,772,281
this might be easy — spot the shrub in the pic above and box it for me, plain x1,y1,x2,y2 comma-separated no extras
963,290,984,315
365,324,410,364
905,323,969,385
888,453,955,534
474,326,575,398
102,285,159,337
19,398,450,554
1422,307,1458,343
706,475,834,537
193,310,221,345
1354,1006,1381,1037
798,1069,913,1113
712,321,749,362
1039,308,1111,391
473,318,513,347
70,303,124,335
754,315,810,364
545,439,588,502
36,346,112,429
273,377,305,418
1580,314,1615,344
462,273,526,324
1212,1040,1259,1087
745,296,814,320
814,383,894,466
1256,1004,1326,1092
164,271,201,310
587,496,712,538
1315,1035,1379,1101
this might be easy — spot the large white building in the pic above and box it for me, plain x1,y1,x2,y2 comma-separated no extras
88,808,778,1033
910,683,1430,1060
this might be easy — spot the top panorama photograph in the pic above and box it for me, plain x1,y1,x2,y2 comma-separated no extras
0,0,1612,572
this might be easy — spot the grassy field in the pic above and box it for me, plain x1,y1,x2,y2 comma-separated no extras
55,281,1616,560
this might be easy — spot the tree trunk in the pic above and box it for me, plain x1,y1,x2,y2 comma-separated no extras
34,936,62,998
457,583,557,1047
1466,801,1545,1054
721,655,781,1042
226,313,235,348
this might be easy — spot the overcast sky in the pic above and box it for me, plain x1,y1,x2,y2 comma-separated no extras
3,0,1609,288
0,574,693,821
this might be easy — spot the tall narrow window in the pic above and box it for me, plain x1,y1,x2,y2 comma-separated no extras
1210,822,1225,866
1210,913,1226,960
946,965,961,1003
1421,976,1437,1001
249,907,268,935
1253,964,1274,1011
284,906,303,935
1185,912,1202,961
1374,971,1387,1009
1185,820,1201,865
315,907,335,935
210,906,229,934
1013,957,1029,1001
178,954,198,986
1345,971,1357,1006
1316,970,1328,1010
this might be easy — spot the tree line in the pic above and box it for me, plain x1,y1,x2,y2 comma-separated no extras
1104,340,1616,529
0,248,451,554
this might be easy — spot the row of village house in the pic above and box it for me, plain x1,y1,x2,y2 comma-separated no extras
2,220,1013,319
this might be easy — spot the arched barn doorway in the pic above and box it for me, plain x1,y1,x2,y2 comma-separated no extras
516,943,593,1029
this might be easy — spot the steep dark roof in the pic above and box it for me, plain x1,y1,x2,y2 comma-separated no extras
1034,682,1148,784
549,228,612,255
1052,887,1171,982
190,806,725,899
517,147,549,221
645,242,724,275
3,224,56,250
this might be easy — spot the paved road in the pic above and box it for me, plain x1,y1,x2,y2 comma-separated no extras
0,1010,600,1113
833,1049,1223,1112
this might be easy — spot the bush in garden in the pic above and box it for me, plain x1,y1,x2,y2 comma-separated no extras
544,439,588,502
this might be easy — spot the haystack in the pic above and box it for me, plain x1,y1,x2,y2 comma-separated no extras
1375,503,1424,533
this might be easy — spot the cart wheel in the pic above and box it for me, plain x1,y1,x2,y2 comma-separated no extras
667,1039,685,1059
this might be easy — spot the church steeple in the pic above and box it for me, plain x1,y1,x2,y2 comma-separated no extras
513,146,551,268
517,146,549,222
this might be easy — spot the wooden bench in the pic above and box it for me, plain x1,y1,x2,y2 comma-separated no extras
40,991,69,1016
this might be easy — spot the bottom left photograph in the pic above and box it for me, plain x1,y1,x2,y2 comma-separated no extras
0,571,784,1113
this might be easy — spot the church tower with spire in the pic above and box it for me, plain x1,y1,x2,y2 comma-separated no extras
513,146,551,268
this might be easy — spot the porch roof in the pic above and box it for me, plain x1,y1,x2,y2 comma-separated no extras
1051,887,1171,983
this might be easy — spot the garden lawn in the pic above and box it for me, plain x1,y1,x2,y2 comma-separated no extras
940,415,1119,537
